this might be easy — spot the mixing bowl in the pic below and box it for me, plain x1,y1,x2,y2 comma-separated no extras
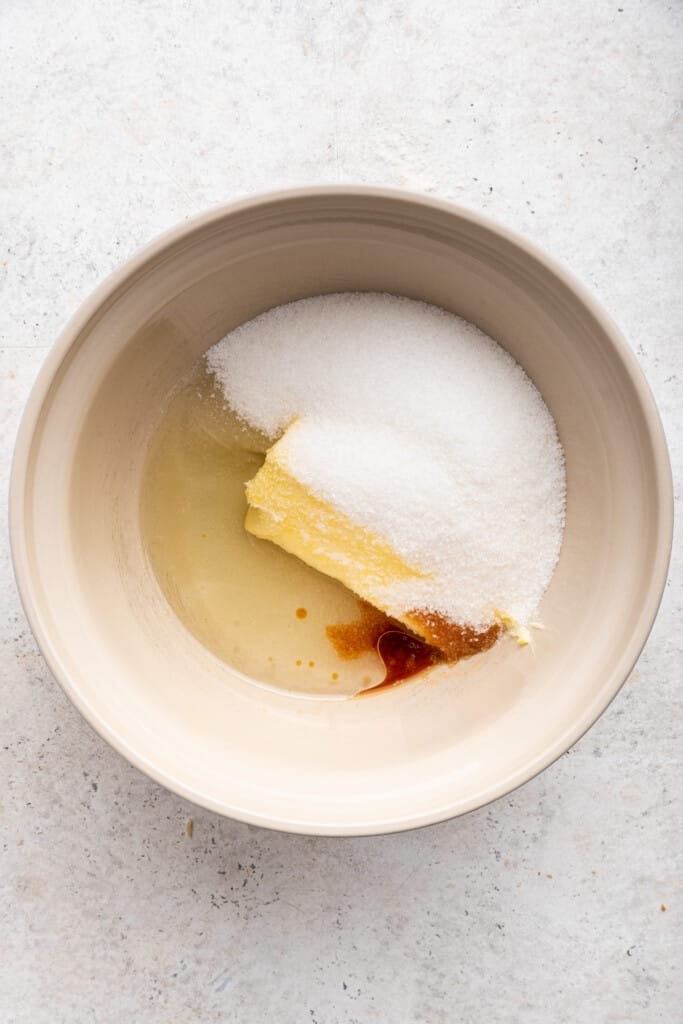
10,187,673,835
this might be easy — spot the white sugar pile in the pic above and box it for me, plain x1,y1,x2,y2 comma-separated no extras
206,293,566,629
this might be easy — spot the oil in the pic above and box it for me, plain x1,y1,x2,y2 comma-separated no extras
140,364,384,698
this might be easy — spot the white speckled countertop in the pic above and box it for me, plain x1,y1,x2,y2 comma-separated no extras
1,2,681,1021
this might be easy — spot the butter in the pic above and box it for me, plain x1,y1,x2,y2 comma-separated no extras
246,424,526,653
245,427,426,611
494,609,530,646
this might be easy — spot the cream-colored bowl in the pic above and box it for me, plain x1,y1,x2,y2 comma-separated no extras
10,188,672,835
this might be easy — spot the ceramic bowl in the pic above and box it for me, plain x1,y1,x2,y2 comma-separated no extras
10,188,673,835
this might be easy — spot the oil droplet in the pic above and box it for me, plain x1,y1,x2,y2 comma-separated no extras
331,672,339,680
296,607,308,619
295,659,302,666
308,661,315,667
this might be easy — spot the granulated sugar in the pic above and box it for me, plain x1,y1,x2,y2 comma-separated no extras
206,293,566,630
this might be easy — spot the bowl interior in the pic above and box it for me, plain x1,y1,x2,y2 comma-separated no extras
14,192,670,833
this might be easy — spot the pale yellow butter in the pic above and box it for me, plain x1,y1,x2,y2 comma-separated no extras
246,425,528,648
245,428,426,612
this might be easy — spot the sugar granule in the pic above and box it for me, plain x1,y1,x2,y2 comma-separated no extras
206,293,566,629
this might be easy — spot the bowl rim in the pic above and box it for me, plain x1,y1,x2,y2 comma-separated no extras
9,185,674,836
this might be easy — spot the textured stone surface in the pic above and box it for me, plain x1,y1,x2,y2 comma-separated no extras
1,2,681,1021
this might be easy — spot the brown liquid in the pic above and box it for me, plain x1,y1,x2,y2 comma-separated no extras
405,610,501,661
326,601,500,692
374,631,445,690
326,602,403,659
